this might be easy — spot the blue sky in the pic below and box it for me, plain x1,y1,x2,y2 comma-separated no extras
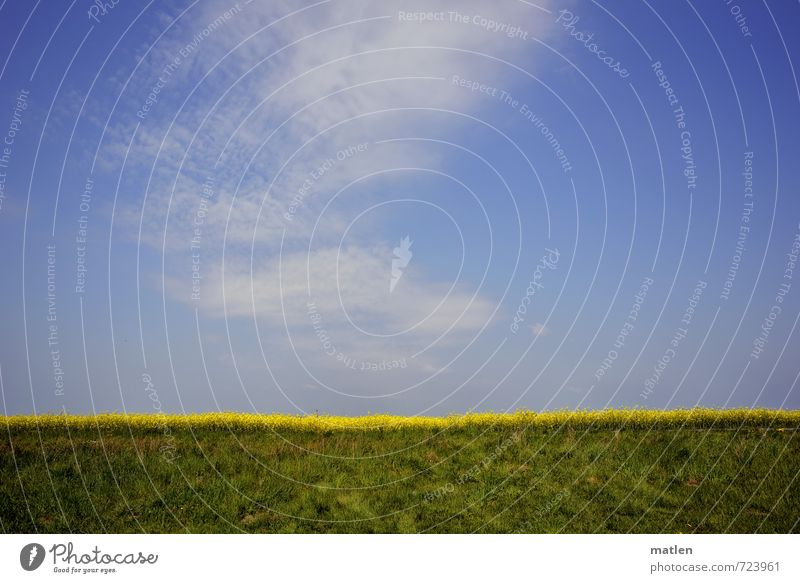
1,0,799,415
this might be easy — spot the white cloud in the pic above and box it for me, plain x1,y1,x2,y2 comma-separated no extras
111,0,556,247
166,242,496,375
108,0,555,371
171,243,494,330
530,322,549,336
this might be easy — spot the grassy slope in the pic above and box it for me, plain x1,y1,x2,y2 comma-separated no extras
1,410,799,533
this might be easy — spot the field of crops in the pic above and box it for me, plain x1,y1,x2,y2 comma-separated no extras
2,409,799,533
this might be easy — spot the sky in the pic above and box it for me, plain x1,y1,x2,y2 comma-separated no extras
0,0,799,416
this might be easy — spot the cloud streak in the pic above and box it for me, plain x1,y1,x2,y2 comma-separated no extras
103,0,555,378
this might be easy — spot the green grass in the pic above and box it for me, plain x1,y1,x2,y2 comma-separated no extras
1,410,799,533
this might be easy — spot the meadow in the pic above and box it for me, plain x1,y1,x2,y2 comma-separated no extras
1,409,798,533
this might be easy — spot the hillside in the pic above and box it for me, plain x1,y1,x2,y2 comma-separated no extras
1,409,798,533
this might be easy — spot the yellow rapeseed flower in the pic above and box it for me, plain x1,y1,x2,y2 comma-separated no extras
1,408,798,432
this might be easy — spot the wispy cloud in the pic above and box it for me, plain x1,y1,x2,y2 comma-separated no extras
104,0,555,372
531,322,549,337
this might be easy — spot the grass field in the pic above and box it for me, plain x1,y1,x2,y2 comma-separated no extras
2,409,799,533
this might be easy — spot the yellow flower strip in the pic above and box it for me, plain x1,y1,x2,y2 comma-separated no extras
2,409,799,432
